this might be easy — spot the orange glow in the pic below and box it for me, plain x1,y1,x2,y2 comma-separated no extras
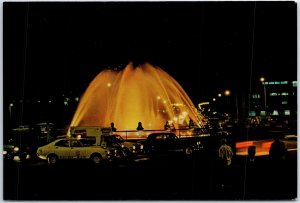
262,141,273,149
70,62,204,131
235,141,254,149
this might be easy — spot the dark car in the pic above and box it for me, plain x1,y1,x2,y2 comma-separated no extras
3,126,39,162
144,132,203,156
3,138,35,161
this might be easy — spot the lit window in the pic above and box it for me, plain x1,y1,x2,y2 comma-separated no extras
281,92,289,96
269,82,274,85
272,110,279,116
264,82,268,85
282,101,288,105
284,110,290,115
292,81,297,87
260,111,266,116
249,111,256,117
280,81,288,84
270,93,278,96
275,81,280,84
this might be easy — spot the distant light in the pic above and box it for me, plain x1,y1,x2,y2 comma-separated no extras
218,93,222,97
224,90,231,96
156,96,161,100
75,97,79,102
107,83,112,87
163,100,167,104
9,103,14,107
37,100,41,103
49,100,52,103
212,98,216,102
260,77,265,82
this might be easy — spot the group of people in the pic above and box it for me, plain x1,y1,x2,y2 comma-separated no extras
110,121,144,132
217,135,288,187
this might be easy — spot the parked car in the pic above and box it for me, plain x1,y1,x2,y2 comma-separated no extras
144,132,203,156
3,141,33,161
108,134,144,155
36,137,114,164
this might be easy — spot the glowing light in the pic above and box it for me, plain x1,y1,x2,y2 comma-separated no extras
224,90,231,96
212,98,216,101
260,77,265,82
70,62,204,131
236,141,254,149
218,93,222,97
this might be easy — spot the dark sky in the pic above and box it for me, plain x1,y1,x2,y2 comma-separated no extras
4,1,297,104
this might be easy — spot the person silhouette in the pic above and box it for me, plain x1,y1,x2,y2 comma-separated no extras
110,122,117,132
269,135,287,162
189,120,194,129
164,121,171,130
136,122,144,131
218,138,234,186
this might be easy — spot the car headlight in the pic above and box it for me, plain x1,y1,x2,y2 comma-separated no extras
13,147,19,152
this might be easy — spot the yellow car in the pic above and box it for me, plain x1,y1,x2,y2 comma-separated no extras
36,138,112,164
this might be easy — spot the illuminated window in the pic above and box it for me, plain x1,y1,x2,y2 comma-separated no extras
292,81,297,87
260,111,266,116
275,81,280,84
270,93,278,96
252,94,260,99
263,82,268,85
249,111,256,117
272,110,279,116
282,101,288,105
269,82,274,85
281,92,289,96
280,81,288,84
284,110,290,115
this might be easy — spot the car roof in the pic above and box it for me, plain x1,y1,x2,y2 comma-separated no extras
148,132,176,137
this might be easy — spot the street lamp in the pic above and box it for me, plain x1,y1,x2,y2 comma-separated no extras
260,77,267,112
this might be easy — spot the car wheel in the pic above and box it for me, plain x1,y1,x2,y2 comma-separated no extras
47,154,58,164
185,147,193,155
91,154,102,164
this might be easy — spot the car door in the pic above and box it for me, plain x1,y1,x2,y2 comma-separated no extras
69,140,87,159
53,140,71,159
164,133,178,153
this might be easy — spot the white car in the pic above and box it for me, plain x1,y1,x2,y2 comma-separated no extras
36,138,111,164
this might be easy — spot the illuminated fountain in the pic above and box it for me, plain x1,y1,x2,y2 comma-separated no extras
70,62,204,135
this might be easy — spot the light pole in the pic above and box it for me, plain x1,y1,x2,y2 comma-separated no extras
9,103,13,120
224,89,239,122
260,77,267,112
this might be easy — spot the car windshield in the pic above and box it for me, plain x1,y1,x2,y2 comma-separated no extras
112,135,124,143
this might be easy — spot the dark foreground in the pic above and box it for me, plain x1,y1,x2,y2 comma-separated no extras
3,152,297,200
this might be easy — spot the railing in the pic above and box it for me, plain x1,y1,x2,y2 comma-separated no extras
113,128,210,141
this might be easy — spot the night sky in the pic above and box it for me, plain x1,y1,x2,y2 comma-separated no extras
4,1,297,104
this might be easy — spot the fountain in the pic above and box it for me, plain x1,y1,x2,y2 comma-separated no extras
70,62,204,134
